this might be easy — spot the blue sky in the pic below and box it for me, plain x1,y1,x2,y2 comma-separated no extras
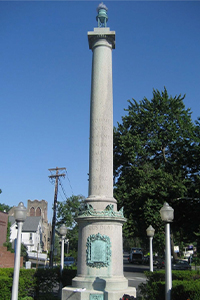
1,1,200,222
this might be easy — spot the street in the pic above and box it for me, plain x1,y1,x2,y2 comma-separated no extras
123,253,148,293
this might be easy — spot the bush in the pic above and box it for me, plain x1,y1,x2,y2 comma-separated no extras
61,268,77,287
0,269,36,300
0,276,13,300
138,279,165,300
34,267,61,298
172,270,198,281
34,293,60,300
172,280,200,300
19,269,36,298
0,268,14,277
0,266,77,300
138,270,200,300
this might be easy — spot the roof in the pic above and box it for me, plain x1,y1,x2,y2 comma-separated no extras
9,216,41,232
8,216,15,226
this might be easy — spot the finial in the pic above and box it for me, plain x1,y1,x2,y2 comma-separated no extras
96,2,108,28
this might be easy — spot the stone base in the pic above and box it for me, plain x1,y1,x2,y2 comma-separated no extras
72,276,129,290
62,286,136,300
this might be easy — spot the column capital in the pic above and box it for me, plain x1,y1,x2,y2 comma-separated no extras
88,27,115,50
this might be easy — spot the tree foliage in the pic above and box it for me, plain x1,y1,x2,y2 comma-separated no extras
0,202,12,213
113,88,200,254
56,195,85,228
56,195,85,253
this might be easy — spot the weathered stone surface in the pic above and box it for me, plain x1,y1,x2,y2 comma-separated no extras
62,23,136,300
87,28,116,211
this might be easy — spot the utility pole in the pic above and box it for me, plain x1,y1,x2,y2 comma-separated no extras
48,167,66,268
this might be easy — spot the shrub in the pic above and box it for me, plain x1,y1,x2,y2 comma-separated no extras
34,267,61,298
138,270,200,300
0,268,14,277
138,280,165,300
0,268,36,300
34,293,60,300
172,270,197,281
0,276,13,300
19,269,36,298
172,280,200,300
61,268,77,287
0,266,77,300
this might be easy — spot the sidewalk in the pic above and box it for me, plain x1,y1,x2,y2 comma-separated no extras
192,265,200,270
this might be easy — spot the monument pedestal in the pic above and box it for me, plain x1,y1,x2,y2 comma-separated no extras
62,206,136,300
62,287,136,300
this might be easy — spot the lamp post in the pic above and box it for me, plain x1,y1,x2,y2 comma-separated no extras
59,224,67,273
160,202,174,300
11,202,27,300
146,225,155,272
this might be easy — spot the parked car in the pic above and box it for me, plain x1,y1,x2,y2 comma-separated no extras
64,257,76,267
172,259,191,270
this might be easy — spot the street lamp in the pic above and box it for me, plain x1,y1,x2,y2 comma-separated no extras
59,224,67,273
11,202,27,300
160,202,174,300
146,225,155,272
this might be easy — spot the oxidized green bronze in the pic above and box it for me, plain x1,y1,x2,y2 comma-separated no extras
78,203,124,218
96,3,108,28
90,294,104,300
86,233,111,268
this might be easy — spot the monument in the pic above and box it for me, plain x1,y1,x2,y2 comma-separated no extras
62,3,136,300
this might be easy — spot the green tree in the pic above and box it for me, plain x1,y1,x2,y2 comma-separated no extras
113,88,200,254
0,202,12,213
3,221,14,253
1,202,14,252
56,195,85,253
21,243,29,262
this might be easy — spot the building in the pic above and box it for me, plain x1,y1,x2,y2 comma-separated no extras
9,199,51,253
27,199,51,252
0,211,23,268
9,216,42,252
0,211,8,246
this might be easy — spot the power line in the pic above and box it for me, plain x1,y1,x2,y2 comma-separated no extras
56,169,74,201
59,178,68,200
66,170,74,195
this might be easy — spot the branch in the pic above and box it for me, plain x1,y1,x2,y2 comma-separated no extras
161,146,167,163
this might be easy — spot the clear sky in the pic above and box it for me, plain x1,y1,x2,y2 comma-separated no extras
1,1,200,222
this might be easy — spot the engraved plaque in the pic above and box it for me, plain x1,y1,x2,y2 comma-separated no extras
91,240,106,262
86,233,111,268
90,294,104,300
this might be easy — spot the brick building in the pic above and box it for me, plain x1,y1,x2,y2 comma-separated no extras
0,211,8,246
0,211,23,268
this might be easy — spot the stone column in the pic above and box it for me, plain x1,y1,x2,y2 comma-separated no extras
86,27,117,212
62,5,136,300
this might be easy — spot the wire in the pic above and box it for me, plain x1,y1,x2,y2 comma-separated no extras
49,177,55,185
58,177,68,200
48,167,74,201
66,170,74,195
